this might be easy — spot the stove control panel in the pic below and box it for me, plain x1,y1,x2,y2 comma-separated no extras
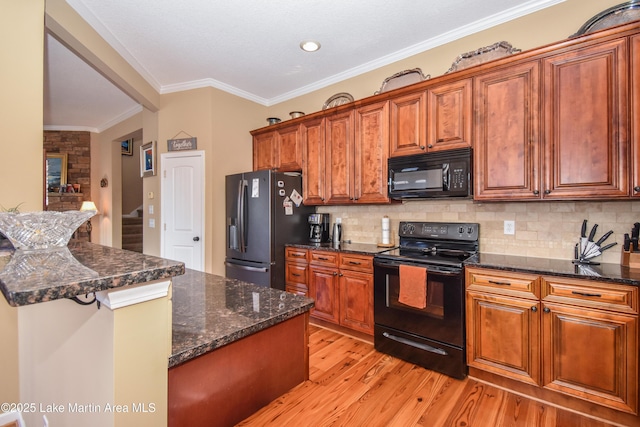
399,221,479,241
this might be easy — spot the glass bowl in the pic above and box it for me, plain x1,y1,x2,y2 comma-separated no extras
0,210,96,250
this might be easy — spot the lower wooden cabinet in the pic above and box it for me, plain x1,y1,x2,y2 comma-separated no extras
287,248,374,335
466,267,639,417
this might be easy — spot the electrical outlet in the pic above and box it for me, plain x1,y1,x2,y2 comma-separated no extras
504,220,515,235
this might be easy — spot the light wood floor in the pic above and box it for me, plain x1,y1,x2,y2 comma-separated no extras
237,324,619,427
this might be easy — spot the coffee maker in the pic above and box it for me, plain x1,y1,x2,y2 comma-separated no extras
308,213,330,243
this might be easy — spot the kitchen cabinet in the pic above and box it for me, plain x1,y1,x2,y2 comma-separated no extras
338,253,374,334
542,39,629,199
306,101,389,205
308,250,341,323
306,249,374,335
466,267,639,416
252,123,303,172
285,247,309,296
389,91,426,157
632,34,640,197
473,60,541,201
427,78,472,152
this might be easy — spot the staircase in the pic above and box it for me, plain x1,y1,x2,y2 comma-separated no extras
122,216,143,253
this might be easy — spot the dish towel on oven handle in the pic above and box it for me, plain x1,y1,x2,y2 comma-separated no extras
398,264,427,309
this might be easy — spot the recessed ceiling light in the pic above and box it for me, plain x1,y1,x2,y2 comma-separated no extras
300,41,321,52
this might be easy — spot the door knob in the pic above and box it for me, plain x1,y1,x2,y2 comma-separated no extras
193,236,200,242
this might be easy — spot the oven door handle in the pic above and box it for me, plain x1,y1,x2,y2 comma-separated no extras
374,259,462,275
382,332,448,356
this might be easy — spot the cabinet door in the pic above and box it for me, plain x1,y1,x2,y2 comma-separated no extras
301,117,326,205
339,270,374,335
466,290,541,386
252,131,277,171
308,266,340,324
427,79,472,151
389,91,426,157
277,124,303,172
474,61,541,201
632,35,640,197
325,111,354,204
543,39,629,199
353,101,389,204
542,302,637,414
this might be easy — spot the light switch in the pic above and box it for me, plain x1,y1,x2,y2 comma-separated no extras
149,205,154,214
149,218,155,228
148,191,154,199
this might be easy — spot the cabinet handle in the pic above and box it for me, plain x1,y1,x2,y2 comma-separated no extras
543,307,550,313
348,261,361,265
292,273,301,277
533,190,539,195
293,253,304,257
531,306,537,312
635,186,640,192
544,189,551,195
488,280,511,286
571,291,602,298
318,257,329,261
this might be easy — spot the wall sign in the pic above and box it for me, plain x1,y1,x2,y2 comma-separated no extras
167,137,197,151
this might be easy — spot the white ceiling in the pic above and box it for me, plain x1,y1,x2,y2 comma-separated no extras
44,0,565,132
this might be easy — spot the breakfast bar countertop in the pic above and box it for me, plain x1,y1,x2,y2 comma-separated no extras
0,242,185,307
170,269,314,368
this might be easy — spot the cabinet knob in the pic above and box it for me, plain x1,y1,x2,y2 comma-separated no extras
428,144,433,148
533,190,539,195
543,307,550,313
333,272,338,276
531,306,537,312
635,186,640,193
420,146,426,150
339,273,343,277
193,236,200,242
544,190,551,195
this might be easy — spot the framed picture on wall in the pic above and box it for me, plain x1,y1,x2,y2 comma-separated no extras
140,141,156,177
46,153,68,192
121,138,133,156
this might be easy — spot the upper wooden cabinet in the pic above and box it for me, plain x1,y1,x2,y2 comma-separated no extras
389,91,426,157
389,80,472,157
474,60,541,201
252,123,303,172
305,101,390,205
542,38,629,199
632,34,640,197
427,78,473,152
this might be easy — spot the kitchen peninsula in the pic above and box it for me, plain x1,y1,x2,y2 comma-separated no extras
0,242,314,427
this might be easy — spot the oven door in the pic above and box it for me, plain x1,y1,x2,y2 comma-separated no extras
373,257,467,379
373,257,465,347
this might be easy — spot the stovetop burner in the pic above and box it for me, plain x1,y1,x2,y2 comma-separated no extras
375,221,479,268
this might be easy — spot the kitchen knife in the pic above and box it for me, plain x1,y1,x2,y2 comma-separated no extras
583,242,618,260
582,224,598,257
595,230,613,247
624,233,631,251
633,223,640,251
580,219,588,257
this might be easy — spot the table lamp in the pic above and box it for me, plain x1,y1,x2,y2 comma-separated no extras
80,201,98,242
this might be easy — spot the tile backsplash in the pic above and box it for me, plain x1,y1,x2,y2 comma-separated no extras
317,200,640,264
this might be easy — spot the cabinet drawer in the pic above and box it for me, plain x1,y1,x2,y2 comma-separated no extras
286,263,308,285
339,253,373,272
310,250,339,267
285,247,308,263
542,277,638,314
466,267,539,299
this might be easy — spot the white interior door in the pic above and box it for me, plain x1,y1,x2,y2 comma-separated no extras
161,151,205,271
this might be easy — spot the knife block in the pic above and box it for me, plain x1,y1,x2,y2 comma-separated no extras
621,249,640,269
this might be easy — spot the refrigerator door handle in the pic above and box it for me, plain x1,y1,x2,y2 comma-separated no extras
237,179,247,252
224,262,268,273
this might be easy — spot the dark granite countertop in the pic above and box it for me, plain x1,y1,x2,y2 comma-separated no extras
0,242,185,307
286,241,394,256
465,253,640,286
170,269,314,368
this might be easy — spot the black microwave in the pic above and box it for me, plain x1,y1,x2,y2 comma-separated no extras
388,147,472,200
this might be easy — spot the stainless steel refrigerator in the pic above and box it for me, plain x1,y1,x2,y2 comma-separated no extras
225,170,314,289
